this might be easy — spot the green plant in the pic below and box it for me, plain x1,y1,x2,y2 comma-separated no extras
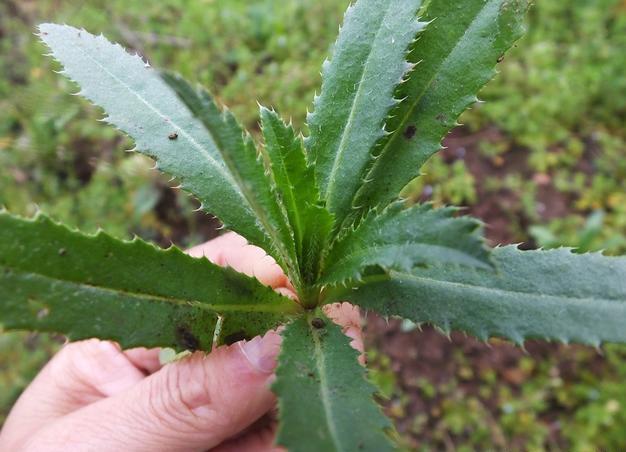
1,0,626,449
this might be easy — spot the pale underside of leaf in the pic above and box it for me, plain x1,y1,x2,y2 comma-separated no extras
326,246,626,346
352,0,528,218
305,0,425,229
0,212,298,350
320,202,491,286
38,24,283,267
274,312,394,452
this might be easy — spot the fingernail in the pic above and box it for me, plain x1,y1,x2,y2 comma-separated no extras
237,332,281,374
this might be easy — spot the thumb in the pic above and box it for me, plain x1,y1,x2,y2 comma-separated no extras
25,331,281,452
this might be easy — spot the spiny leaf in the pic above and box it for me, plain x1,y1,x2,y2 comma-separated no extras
319,202,491,286
0,212,300,351
260,107,333,286
161,74,300,289
38,24,287,275
352,0,528,217
305,0,425,229
274,312,394,452
326,246,626,346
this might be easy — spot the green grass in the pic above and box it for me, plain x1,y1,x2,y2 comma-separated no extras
1,0,625,447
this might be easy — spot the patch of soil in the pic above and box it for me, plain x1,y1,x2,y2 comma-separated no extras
365,318,605,450
439,126,575,247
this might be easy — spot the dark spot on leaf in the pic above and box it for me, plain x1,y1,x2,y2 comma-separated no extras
403,125,416,140
497,54,504,63
58,248,66,256
168,132,178,140
175,325,200,351
224,331,248,345
307,371,315,378
436,113,446,123
311,318,325,329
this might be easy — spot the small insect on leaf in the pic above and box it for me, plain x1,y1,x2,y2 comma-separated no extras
311,317,325,329
168,132,178,140
403,125,416,140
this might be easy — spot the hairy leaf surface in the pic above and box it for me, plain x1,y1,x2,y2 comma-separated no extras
306,0,425,228
327,246,626,346
320,203,491,285
0,212,298,350
39,24,286,269
161,74,299,287
260,107,333,285
353,0,528,216
274,313,394,452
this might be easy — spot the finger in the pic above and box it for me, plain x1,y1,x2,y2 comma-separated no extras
123,347,162,374
323,302,365,362
187,232,290,291
211,412,282,452
0,339,145,449
23,331,282,452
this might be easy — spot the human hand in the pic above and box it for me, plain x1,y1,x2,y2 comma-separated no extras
0,232,363,451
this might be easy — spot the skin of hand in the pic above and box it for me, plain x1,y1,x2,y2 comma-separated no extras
0,232,363,452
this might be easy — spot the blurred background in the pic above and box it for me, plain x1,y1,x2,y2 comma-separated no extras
1,0,625,449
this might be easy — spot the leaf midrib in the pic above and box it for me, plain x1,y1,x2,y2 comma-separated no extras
353,0,497,206
76,42,240,195
324,1,396,209
310,317,344,451
3,266,295,314
365,270,626,305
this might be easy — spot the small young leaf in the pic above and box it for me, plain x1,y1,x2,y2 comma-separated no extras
274,312,394,452
320,203,491,286
326,246,626,346
38,24,286,274
306,0,425,228
260,107,333,285
0,212,299,351
352,0,528,217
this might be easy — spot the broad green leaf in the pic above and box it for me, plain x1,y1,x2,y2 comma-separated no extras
306,0,425,228
260,107,333,286
274,312,394,452
160,74,299,288
353,0,528,216
326,246,626,346
0,212,299,351
319,203,491,286
38,24,287,274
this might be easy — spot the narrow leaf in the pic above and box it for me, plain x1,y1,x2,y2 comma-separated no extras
327,246,626,346
353,0,528,215
320,203,491,286
0,212,299,350
306,0,425,228
260,107,333,285
274,312,394,452
160,74,299,288
38,24,286,272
